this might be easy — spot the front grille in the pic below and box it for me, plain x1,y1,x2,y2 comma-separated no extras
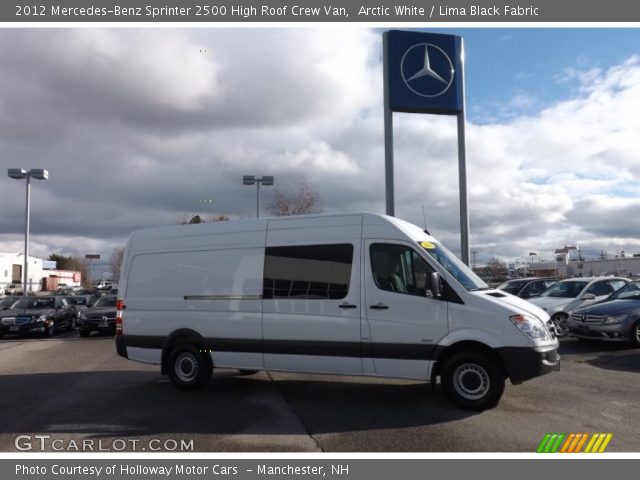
585,315,604,324
571,313,603,325
2,317,31,326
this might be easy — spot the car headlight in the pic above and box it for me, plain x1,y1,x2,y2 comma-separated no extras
34,315,47,323
78,311,87,320
510,314,550,341
603,314,628,324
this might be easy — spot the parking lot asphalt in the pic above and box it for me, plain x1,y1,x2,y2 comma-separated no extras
0,333,638,452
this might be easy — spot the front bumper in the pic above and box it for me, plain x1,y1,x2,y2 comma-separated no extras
0,323,47,335
78,319,116,332
496,344,560,385
568,319,632,341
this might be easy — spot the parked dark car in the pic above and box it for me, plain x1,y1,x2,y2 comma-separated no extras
568,280,640,345
497,277,557,299
63,295,90,328
0,296,21,311
77,295,117,337
0,296,75,338
73,289,94,296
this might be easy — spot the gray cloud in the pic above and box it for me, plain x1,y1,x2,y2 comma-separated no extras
2,28,640,268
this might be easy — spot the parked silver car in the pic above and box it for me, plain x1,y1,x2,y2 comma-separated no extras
528,276,629,337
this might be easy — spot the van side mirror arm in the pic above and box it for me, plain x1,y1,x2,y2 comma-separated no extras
430,272,442,298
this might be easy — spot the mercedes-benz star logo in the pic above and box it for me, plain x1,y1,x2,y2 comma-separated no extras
401,43,455,98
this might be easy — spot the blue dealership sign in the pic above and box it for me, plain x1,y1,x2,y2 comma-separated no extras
384,30,464,115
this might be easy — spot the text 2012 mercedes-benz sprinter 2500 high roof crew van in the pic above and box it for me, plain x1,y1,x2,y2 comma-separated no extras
115,213,559,411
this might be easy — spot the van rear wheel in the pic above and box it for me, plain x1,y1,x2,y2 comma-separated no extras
441,351,505,411
168,344,212,390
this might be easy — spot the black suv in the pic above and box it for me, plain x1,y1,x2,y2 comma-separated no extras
77,295,117,337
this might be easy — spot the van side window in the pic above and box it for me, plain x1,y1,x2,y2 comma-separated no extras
370,244,434,297
263,244,353,300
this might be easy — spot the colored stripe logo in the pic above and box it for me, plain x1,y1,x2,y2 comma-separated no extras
537,433,613,453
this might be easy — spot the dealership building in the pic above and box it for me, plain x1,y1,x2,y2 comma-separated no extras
0,253,82,292
524,252,640,279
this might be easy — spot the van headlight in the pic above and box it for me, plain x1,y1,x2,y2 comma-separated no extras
510,314,550,341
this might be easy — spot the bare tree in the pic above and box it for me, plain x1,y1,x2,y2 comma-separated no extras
109,247,126,281
483,257,509,280
50,255,91,288
266,177,322,216
176,213,230,224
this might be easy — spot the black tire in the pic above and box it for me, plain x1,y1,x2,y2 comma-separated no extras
79,330,91,338
168,344,212,390
551,313,569,338
238,369,259,376
440,351,505,411
631,321,640,347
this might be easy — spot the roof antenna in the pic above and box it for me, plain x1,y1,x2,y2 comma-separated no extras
421,204,430,235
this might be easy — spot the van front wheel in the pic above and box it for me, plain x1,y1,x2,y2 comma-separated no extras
440,351,505,411
168,345,212,390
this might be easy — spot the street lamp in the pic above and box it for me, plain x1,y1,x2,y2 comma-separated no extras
8,168,49,295
242,175,274,218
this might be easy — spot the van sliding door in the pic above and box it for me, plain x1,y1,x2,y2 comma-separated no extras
262,242,363,375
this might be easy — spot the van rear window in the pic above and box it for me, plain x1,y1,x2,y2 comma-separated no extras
263,244,353,300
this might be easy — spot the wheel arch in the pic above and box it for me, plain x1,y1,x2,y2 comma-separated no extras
431,340,507,384
161,328,212,375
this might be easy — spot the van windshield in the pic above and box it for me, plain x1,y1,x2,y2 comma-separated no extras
420,241,488,291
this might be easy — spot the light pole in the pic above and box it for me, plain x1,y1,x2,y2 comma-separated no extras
242,175,274,218
8,168,49,295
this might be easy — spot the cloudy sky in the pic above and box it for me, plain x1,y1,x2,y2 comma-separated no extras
1,27,640,270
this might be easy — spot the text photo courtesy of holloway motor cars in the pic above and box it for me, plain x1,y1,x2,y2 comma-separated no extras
1,25,639,454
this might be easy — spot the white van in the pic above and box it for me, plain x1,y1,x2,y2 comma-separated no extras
115,213,559,410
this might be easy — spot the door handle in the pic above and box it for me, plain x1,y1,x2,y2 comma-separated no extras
339,302,358,309
369,303,389,310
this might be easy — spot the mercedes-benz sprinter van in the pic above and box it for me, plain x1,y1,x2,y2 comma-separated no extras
115,213,559,410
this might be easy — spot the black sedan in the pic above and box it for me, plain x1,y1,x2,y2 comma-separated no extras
497,277,557,299
0,296,21,311
0,296,75,338
568,280,640,346
63,295,90,328
77,295,117,337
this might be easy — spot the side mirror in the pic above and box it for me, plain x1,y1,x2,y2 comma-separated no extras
429,272,442,298
581,293,596,301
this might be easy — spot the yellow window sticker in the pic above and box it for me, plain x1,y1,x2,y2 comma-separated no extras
420,241,435,249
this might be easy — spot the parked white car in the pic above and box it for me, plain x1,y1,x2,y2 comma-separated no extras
528,276,628,337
